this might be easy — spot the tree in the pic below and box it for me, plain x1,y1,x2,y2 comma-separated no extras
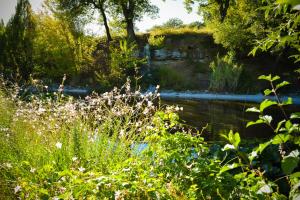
53,0,113,43
184,0,231,22
111,0,158,42
250,1,300,63
162,18,184,28
4,0,36,80
185,0,266,54
33,11,97,80
0,20,5,71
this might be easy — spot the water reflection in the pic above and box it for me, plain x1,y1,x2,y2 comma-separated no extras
162,99,300,140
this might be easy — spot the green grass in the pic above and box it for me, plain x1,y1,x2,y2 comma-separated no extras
0,80,293,199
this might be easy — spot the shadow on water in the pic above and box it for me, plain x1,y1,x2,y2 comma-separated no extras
162,99,300,141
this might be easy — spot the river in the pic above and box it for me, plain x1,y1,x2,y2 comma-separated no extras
162,98,300,141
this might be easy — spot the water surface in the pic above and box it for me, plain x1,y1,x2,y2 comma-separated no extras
162,99,300,140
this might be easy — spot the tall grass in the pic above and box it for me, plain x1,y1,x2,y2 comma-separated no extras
0,77,283,199
209,52,243,92
149,26,212,36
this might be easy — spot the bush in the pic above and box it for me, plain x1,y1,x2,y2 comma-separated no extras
95,40,145,90
209,52,243,92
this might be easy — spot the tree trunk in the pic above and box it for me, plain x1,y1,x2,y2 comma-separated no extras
121,1,137,43
216,0,230,22
99,5,112,43
126,18,137,43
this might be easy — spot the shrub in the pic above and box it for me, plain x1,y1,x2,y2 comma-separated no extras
96,40,145,90
148,35,165,49
209,52,243,92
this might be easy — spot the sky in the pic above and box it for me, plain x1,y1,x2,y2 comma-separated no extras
0,0,200,34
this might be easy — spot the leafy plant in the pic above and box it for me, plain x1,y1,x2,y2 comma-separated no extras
219,74,300,199
209,52,243,92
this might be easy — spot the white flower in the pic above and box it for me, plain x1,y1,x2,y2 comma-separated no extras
78,166,85,172
72,157,78,162
55,142,62,149
157,93,160,97
119,129,125,137
115,190,122,200
143,108,149,115
14,185,21,194
156,85,160,89
249,151,258,158
30,168,36,173
222,144,235,151
4,163,12,168
147,101,153,107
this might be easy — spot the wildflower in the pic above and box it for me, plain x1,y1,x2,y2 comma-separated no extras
30,168,36,173
136,102,142,108
157,93,160,97
119,129,125,137
4,163,12,168
55,142,62,149
123,168,130,172
143,108,149,115
78,166,85,172
156,85,160,89
147,101,153,107
115,190,122,200
72,157,78,162
14,185,21,194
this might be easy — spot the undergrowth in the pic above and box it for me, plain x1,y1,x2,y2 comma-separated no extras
0,75,299,199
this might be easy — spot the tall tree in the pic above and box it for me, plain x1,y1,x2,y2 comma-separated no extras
53,0,113,43
4,0,36,80
111,0,158,42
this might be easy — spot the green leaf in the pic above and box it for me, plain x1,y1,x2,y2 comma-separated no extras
264,89,273,96
271,75,280,82
275,120,286,133
260,115,273,124
282,150,300,175
281,97,293,106
272,134,290,144
256,141,272,154
258,74,272,81
276,0,300,7
247,119,264,127
246,107,260,113
275,81,290,90
233,132,241,148
219,163,241,174
290,172,300,179
291,112,300,119
285,120,293,130
260,99,277,112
